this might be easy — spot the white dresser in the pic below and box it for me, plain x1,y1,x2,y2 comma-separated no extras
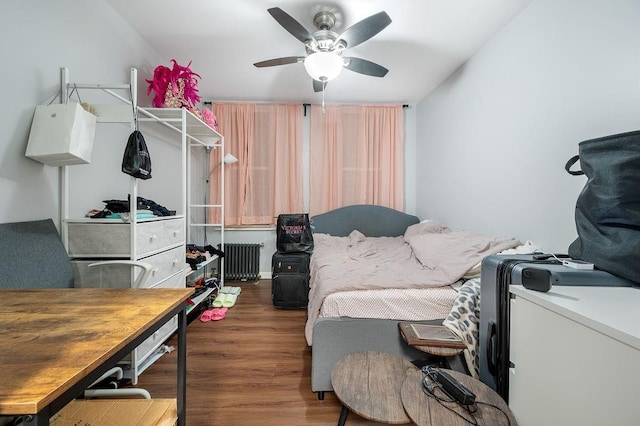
509,285,640,426
68,216,186,290
68,216,188,383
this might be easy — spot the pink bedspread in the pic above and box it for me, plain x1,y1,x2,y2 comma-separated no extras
306,223,520,345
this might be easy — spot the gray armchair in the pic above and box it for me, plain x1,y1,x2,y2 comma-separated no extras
0,219,76,289
0,218,151,289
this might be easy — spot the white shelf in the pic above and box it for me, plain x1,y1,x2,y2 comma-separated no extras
64,215,185,224
138,107,223,148
186,287,215,314
185,255,219,278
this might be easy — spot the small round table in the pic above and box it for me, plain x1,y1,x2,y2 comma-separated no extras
331,351,413,425
401,368,517,426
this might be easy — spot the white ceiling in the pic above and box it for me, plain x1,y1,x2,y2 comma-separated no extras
105,0,532,105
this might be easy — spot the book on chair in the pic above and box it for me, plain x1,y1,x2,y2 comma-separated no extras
398,322,466,349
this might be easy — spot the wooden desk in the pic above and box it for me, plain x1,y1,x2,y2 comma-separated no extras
0,288,192,426
331,351,413,425
401,368,516,425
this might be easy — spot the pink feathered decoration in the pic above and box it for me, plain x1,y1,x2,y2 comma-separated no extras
146,60,201,108
201,109,219,131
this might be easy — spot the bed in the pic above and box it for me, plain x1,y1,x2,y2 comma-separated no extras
307,205,521,399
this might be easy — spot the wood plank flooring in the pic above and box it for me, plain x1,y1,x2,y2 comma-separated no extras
137,280,382,425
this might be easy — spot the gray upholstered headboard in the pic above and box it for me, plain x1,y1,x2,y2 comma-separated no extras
0,219,74,288
310,205,419,237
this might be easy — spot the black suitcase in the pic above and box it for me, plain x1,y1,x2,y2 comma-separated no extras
272,272,309,308
479,254,635,401
272,252,310,274
271,252,310,309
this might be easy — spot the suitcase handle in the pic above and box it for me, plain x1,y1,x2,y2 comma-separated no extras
486,321,497,376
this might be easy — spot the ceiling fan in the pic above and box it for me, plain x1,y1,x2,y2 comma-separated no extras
254,7,392,92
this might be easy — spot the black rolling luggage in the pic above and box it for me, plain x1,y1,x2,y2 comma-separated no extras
272,252,310,274
479,254,635,401
272,272,309,309
271,252,310,309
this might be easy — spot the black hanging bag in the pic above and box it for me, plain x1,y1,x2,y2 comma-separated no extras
565,130,640,283
122,131,152,179
276,213,314,254
121,93,152,179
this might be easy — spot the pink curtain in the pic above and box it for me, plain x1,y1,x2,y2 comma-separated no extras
210,103,304,225
309,105,404,215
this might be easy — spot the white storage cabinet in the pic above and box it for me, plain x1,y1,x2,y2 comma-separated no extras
508,285,640,426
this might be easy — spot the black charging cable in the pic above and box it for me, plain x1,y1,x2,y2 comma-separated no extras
421,367,511,426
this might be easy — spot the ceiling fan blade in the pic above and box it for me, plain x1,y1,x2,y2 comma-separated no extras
268,7,315,43
337,11,391,49
313,79,326,93
254,57,303,68
343,57,389,77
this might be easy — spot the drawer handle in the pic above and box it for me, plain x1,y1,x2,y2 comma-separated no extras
172,259,179,266
150,234,157,241
173,230,180,237
152,268,159,275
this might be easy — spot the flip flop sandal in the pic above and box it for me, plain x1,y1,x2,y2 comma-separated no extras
210,307,228,321
212,293,225,308
222,293,238,308
199,309,215,322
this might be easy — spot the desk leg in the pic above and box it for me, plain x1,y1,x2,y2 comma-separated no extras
26,411,50,426
177,308,187,426
338,405,349,426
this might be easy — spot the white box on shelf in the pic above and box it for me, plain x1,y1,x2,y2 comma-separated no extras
25,102,97,166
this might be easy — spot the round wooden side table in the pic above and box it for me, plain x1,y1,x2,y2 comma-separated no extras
331,351,414,425
401,368,518,426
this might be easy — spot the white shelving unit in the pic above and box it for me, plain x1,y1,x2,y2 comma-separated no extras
58,67,225,383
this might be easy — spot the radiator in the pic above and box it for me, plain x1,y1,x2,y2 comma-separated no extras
219,243,262,281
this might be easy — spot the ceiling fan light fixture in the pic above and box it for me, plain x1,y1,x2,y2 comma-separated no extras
304,52,343,82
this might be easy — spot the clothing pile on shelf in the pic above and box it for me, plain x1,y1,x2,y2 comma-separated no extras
85,196,175,219
185,244,225,270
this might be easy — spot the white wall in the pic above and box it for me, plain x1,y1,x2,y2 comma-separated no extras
0,0,167,226
414,0,640,252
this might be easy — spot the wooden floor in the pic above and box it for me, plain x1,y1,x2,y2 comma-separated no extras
137,280,383,426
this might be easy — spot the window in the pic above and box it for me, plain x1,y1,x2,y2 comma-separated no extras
309,104,404,215
209,103,404,224
210,103,304,225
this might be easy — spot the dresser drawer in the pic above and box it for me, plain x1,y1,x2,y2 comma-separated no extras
143,246,186,288
67,217,185,258
136,314,178,365
72,246,186,288
135,279,187,363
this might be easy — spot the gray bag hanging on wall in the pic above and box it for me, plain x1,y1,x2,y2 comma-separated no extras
565,130,640,283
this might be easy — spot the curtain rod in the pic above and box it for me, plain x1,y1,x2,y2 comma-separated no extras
203,101,409,107
203,101,409,117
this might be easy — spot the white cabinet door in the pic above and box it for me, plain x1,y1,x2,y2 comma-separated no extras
509,294,640,426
